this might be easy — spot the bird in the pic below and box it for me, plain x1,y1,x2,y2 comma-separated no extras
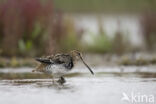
32,50,94,84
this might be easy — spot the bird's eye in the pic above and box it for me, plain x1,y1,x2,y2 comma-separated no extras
76,52,80,55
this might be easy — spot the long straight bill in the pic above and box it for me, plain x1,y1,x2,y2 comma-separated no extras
79,55,94,75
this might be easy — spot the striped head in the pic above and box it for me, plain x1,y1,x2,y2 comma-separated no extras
70,50,81,60
70,50,94,75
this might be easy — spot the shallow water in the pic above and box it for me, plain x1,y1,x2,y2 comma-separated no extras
0,71,156,104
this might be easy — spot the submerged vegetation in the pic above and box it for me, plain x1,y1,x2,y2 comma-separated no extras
1,71,156,80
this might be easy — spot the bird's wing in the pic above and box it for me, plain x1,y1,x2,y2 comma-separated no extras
35,58,53,64
35,54,66,65
51,54,68,64
55,54,74,69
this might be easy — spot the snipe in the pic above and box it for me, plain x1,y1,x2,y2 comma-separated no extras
32,50,94,84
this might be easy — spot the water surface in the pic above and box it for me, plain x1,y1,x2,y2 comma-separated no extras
0,66,156,104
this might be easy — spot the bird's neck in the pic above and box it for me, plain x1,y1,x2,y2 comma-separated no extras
69,53,77,62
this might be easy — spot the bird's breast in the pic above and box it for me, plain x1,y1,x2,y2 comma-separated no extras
64,61,74,70
44,64,70,76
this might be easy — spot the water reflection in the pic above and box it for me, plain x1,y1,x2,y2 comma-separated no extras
1,79,75,91
35,82,74,91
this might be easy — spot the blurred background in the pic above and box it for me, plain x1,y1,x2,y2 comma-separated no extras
0,0,156,68
0,1,156,104
0,0,156,70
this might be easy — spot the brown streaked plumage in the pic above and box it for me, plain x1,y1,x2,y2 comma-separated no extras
32,50,94,84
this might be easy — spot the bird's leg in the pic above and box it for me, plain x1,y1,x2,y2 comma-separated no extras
61,77,66,83
51,76,55,84
57,76,66,84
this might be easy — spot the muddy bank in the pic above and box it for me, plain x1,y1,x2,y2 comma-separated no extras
0,53,156,68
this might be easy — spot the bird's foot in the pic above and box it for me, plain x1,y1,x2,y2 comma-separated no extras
57,77,66,85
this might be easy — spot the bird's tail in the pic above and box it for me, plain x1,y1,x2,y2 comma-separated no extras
35,58,51,64
32,69,36,72
32,64,46,73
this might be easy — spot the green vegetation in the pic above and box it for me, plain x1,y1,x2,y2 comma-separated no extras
0,0,53,56
119,56,156,66
141,13,156,51
0,73,49,80
85,34,112,53
0,0,156,61
53,0,156,13
0,57,35,68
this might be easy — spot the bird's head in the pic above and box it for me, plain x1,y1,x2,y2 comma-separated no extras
70,50,94,75
70,50,81,60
